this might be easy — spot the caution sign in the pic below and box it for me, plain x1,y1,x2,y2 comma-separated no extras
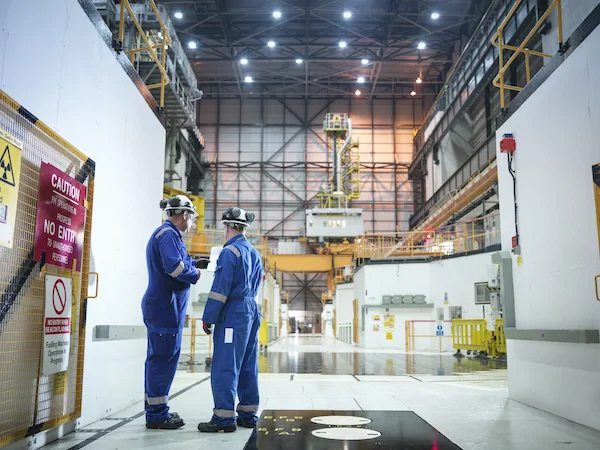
43,275,73,375
0,128,22,248
34,162,87,271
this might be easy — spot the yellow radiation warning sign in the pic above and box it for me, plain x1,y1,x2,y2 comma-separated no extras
0,128,22,248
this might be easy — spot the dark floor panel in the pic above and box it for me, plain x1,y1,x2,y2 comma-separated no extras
182,352,506,375
243,410,462,449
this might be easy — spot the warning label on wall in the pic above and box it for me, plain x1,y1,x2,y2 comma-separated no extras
43,275,73,375
0,128,22,249
34,162,87,271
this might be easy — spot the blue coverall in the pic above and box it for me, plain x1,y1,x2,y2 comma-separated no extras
142,220,199,423
202,234,263,426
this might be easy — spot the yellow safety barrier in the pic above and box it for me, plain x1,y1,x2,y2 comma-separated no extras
452,319,489,353
405,320,453,353
452,318,507,357
0,90,96,447
259,298,269,350
495,319,506,355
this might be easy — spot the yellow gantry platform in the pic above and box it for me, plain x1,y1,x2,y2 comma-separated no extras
268,254,353,273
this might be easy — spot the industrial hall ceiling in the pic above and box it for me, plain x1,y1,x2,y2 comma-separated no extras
160,0,493,99
158,0,493,311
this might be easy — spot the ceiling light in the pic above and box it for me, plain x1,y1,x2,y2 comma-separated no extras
416,76,422,84
410,90,417,96
188,41,197,49
357,77,365,83
273,10,282,19
355,89,361,96
245,76,253,83
268,40,276,48
361,58,369,65
343,11,352,19
339,41,347,49
417,41,426,50
296,58,303,64
174,11,183,20
431,12,440,20
240,58,248,65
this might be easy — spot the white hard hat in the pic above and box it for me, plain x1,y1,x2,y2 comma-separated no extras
160,195,199,217
221,207,255,228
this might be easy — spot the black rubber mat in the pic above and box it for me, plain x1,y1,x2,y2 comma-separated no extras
243,410,462,449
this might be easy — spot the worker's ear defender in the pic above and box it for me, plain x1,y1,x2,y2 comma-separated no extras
159,199,168,210
246,212,256,223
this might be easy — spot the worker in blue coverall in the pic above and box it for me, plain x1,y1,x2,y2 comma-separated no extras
142,195,208,430
198,207,263,433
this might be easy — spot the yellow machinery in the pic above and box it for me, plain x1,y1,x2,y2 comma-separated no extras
163,185,206,254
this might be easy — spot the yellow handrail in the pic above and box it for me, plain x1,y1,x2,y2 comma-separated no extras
119,0,172,107
492,0,563,108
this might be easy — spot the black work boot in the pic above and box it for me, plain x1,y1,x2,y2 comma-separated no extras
197,421,237,433
237,418,257,429
146,416,185,430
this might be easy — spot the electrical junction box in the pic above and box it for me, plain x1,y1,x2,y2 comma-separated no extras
487,264,500,288
500,133,516,153
305,208,364,238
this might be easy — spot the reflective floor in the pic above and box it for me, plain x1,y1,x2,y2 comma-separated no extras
42,335,600,450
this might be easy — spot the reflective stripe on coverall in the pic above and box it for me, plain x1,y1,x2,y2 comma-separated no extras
202,234,263,426
142,220,198,423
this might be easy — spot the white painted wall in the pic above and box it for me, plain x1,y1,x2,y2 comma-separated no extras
353,253,493,351
496,22,600,432
0,0,165,433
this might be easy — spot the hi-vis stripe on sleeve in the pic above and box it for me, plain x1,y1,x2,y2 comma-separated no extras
155,227,171,239
224,245,241,258
169,261,185,278
209,292,227,303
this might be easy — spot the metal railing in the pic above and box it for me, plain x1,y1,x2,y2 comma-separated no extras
492,0,563,108
410,134,497,229
119,0,171,108
405,320,453,353
356,212,501,260
181,318,212,366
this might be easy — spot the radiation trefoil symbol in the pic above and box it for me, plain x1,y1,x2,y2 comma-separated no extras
0,145,15,187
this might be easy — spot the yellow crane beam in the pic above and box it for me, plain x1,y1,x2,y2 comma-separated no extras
269,254,353,273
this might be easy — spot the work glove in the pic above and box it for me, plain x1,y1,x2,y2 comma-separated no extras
195,258,209,269
203,322,212,335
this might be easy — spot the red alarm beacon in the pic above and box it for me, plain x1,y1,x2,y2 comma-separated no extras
500,133,516,153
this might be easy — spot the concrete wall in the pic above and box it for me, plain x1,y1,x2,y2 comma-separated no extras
0,0,165,434
496,22,600,431
352,252,493,351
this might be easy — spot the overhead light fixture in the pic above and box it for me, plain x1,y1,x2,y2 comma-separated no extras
245,76,253,83
357,77,365,83
339,41,347,49
410,90,417,96
361,58,369,65
240,58,249,65
355,89,361,96
174,11,183,19
188,41,197,49
343,11,352,19
273,10,282,19
268,40,276,48
431,12,440,20
158,31,163,39
417,41,426,50
416,76,422,84
296,58,303,64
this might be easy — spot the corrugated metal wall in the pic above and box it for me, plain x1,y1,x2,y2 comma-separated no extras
199,97,430,238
